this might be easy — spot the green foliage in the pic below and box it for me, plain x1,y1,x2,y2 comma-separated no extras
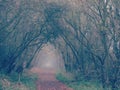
0,72,37,90
20,73,37,90
56,73,71,83
56,73,112,90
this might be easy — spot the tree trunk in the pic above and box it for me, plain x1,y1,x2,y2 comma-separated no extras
101,65,106,90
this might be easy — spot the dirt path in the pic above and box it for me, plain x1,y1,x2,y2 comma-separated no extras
31,67,73,90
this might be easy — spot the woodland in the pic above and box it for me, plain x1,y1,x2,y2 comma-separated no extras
0,0,120,90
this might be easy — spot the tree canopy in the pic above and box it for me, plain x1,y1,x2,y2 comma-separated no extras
0,0,120,90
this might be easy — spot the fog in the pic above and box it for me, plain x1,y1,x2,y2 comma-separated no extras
32,43,64,72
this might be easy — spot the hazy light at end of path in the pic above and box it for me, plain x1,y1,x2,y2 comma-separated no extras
33,43,64,71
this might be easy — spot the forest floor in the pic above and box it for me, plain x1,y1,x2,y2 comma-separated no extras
30,67,73,90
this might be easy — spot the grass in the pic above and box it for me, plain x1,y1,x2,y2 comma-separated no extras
68,81,103,90
0,71,37,90
56,73,111,90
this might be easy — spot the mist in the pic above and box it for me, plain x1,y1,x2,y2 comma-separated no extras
31,43,65,73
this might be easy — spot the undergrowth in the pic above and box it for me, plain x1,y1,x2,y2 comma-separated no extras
56,73,112,90
0,71,37,90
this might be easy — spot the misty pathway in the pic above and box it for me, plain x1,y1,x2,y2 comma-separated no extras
31,68,73,90
30,44,72,90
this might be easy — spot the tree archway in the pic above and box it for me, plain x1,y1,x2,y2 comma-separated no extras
32,43,64,73
0,0,120,89
0,0,67,73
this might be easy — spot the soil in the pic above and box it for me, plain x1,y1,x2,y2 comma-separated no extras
30,67,73,90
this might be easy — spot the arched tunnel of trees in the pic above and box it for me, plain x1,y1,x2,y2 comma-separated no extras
0,0,120,90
